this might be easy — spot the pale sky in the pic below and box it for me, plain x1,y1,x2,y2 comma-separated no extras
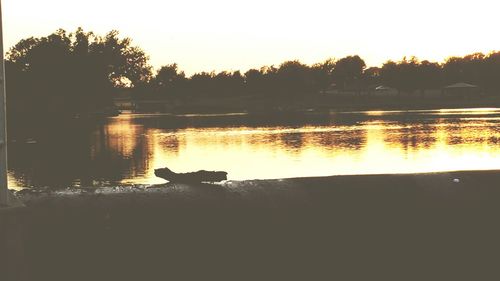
3,0,500,75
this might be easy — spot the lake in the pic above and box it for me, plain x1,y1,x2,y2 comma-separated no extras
8,108,500,190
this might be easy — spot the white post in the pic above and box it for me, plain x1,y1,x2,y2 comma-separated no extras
0,1,9,207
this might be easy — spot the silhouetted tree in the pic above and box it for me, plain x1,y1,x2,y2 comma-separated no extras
362,67,381,88
416,60,442,92
276,60,313,96
311,58,335,92
212,71,244,97
188,72,215,97
380,57,422,94
332,55,365,91
6,28,152,126
379,60,399,90
396,57,420,93
152,63,187,98
244,68,266,96
483,52,500,94
260,65,280,97
442,53,485,86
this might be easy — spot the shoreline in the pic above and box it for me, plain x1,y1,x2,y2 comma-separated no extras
128,104,500,116
3,169,500,280
13,169,500,204
131,95,500,115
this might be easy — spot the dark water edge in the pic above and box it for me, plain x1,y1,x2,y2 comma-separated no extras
134,93,500,114
2,170,500,280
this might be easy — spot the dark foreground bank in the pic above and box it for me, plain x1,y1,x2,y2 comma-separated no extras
2,170,500,280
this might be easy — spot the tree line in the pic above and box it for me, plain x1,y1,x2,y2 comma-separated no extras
143,53,500,100
5,28,500,123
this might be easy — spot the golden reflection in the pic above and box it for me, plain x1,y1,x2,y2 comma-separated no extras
354,108,500,117
8,171,24,191
129,110,500,183
365,110,387,116
436,108,500,115
11,108,497,188
99,116,142,158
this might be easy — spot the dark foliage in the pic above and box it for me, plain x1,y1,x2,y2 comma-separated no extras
5,28,500,123
147,52,500,101
5,28,152,135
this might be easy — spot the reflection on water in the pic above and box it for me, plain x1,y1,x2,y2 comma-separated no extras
8,108,500,189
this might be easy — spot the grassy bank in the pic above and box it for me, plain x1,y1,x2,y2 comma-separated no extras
134,94,500,114
2,170,500,280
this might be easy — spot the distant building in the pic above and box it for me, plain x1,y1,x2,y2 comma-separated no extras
443,82,480,98
320,83,339,95
372,85,398,96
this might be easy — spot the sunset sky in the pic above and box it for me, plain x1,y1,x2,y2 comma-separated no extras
3,0,499,75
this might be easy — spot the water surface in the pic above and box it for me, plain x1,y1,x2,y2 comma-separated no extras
8,108,500,189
